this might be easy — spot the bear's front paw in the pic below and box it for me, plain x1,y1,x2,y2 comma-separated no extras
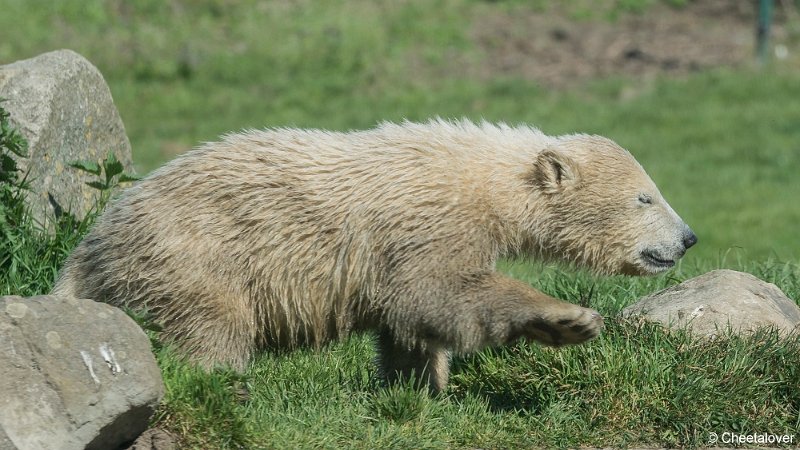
525,307,604,346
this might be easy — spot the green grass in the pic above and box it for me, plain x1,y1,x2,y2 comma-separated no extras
2,0,800,448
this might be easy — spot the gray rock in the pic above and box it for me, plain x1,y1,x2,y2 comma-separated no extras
0,427,14,450
623,269,800,338
0,49,134,228
0,295,164,450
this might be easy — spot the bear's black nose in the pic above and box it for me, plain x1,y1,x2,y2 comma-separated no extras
683,230,698,250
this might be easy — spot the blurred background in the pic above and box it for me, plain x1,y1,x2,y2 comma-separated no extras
1,0,799,263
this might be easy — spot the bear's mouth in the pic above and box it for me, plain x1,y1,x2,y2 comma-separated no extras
640,250,676,271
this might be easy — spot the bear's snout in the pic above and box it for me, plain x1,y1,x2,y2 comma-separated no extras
683,229,698,250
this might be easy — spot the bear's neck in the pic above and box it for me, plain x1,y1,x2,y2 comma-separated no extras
458,151,538,259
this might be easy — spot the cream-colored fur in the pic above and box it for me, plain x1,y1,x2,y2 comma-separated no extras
52,119,695,392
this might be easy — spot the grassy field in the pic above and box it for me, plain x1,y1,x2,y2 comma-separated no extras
2,0,800,448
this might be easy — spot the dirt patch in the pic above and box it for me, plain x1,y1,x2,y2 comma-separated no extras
470,0,794,87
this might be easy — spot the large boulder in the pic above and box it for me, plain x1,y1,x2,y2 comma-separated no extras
623,269,800,338
0,49,134,227
0,295,164,450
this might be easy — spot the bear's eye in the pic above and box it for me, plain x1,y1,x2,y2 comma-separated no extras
638,194,653,205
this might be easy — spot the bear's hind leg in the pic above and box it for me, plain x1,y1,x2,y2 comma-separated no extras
376,329,450,393
164,306,257,372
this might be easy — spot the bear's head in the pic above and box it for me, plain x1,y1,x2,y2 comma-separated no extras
524,134,696,276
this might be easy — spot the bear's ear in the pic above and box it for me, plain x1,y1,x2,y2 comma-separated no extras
529,148,580,193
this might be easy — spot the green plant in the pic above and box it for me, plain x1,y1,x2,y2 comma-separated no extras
0,102,28,182
0,100,30,234
1,103,91,296
70,151,140,206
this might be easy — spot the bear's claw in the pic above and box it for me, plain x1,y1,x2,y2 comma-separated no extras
526,307,604,346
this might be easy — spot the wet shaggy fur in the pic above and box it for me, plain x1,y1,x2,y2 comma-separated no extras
52,119,695,392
